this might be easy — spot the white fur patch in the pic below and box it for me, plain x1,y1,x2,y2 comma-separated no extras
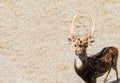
75,56,82,68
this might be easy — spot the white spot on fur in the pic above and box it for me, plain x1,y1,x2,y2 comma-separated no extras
75,56,82,68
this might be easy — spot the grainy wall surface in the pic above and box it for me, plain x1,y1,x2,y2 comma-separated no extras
0,0,120,83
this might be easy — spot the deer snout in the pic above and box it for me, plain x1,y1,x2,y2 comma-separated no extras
75,47,83,55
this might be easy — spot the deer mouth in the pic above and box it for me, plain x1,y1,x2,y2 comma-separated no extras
78,52,83,57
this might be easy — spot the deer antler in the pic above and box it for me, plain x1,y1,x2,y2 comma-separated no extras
70,13,95,41
85,15,95,40
70,13,79,40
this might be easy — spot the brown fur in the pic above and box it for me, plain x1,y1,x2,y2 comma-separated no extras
70,38,119,83
74,46,118,83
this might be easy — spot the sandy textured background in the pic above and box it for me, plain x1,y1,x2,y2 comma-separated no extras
0,0,120,83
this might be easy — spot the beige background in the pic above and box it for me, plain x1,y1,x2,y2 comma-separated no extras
0,0,120,83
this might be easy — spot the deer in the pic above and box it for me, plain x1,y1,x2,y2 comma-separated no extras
68,13,119,83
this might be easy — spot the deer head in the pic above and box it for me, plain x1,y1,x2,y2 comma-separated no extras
68,13,95,65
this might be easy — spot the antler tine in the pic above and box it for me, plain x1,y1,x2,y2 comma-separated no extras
85,15,95,40
70,13,79,39
91,15,94,36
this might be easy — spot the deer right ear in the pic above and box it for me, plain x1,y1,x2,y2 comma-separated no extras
68,38,72,42
68,38,74,44
89,40,95,46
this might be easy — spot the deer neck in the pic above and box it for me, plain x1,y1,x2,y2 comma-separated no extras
74,51,88,72
79,51,88,66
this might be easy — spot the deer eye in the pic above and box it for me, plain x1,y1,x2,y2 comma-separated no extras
75,44,77,47
85,43,88,47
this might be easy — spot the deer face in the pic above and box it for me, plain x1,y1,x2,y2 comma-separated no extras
68,37,88,56
74,38,88,55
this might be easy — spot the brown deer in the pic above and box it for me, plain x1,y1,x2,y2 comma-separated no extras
68,13,119,83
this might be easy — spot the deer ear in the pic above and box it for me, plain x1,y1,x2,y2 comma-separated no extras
68,38,74,44
89,40,95,46
68,38,72,42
